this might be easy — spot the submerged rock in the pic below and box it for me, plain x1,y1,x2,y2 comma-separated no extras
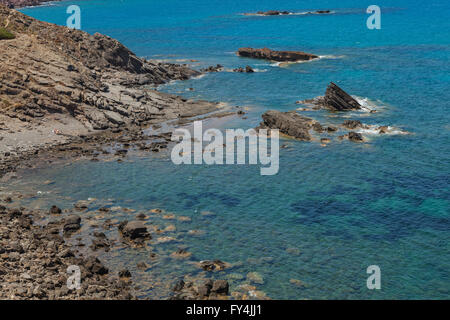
237,47,318,62
199,260,229,271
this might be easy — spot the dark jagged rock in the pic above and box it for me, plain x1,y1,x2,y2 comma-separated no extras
84,256,109,275
237,47,318,62
323,82,361,111
200,64,223,72
348,131,364,142
49,205,62,214
342,120,363,129
118,269,131,278
199,260,228,271
257,110,318,141
233,65,254,73
298,82,362,111
63,214,81,234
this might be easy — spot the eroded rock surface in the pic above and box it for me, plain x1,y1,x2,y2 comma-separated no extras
299,82,362,111
0,5,221,172
257,110,320,141
237,47,318,62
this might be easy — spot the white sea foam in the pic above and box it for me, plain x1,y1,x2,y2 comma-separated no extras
353,96,385,113
268,54,342,67
356,125,410,136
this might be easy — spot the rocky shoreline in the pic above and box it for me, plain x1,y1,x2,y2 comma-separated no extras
0,5,243,177
0,196,270,300
0,6,266,300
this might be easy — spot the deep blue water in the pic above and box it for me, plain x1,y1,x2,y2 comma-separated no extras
11,0,450,299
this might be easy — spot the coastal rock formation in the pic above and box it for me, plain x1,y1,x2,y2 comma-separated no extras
257,110,320,141
237,47,318,62
233,65,254,73
342,120,363,129
299,82,361,111
0,5,221,169
200,64,223,72
323,82,362,111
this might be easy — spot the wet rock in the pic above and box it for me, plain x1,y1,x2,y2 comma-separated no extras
199,260,228,271
237,47,318,62
233,65,254,73
74,200,89,210
342,120,363,129
49,205,62,214
323,82,361,111
118,269,131,278
378,125,389,134
118,220,151,241
348,131,364,142
63,214,81,234
84,256,109,275
200,64,223,72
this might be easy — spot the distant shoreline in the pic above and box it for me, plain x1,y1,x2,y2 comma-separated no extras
0,0,60,9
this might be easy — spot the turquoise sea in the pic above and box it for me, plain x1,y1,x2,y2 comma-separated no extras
10,0,450,299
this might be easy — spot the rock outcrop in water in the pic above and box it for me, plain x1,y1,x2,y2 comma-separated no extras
237,47,318,62
323,82,362,111
256,110,322,141
298,82,362,111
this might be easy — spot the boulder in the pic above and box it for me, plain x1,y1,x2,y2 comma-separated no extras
342,120,362,129
63,214,81,234
257,110,316,141
49,205,62,214
348,132,364,142
237,47,318,62
118,220,151,240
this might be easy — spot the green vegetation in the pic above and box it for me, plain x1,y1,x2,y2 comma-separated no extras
0,27,15,40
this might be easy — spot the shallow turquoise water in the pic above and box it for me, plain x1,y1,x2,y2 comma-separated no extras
12,0,450,299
